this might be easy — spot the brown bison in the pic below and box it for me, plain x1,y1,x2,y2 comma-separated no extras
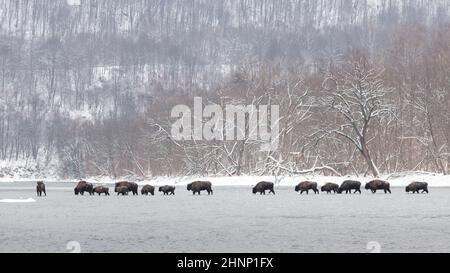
116,186,129,196
365,180,391,194
252,182,275,195
36,181,46,197
187,181,213,195
93,186,110,196
114,181,138,195
321,183,339,194
159,185,175,195
406,182,429,194
74,181,94,195
141,185,155,196
337,180,361,194
295,181,319,194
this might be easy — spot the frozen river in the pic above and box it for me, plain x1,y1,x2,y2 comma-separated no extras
1,182,450,253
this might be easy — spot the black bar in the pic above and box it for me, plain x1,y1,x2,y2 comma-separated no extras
1,253,447,272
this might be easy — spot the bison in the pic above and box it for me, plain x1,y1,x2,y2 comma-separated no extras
159,185,175,195
295,181,319,194
321,183,339,194
141,185,155,196
365,180,391,194
252,182,275,195
36,181,46,197
114,181,138,195
116,186,129,196
93,186,110,196
406,182,429,194
187,181,213,195
74,181,94,195
337,180,361,194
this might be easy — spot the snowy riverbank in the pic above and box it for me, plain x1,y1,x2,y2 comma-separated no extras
1,171,449,188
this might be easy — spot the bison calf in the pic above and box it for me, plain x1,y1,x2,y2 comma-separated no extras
93,186,110,196
141,185,155,196
406,182,429,194
295,181,319,194
116,186,129,196
159,185,175,195
321,183,339,194
252,182,275,195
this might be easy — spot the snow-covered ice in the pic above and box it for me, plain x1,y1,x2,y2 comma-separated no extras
0,198,36,203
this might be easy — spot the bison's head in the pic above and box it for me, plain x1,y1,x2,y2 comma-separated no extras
252,187,257,194
187,183,192,191
365,183,370,190
294,185,300,192
336,188,343,194
159,187,163,192
74,188,79,195
405,186,410,193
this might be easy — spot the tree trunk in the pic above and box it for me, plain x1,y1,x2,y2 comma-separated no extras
361,142,380,177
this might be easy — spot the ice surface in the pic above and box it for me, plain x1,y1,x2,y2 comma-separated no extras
0,198,36,203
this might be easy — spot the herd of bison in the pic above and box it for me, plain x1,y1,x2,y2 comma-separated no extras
33,180,430,197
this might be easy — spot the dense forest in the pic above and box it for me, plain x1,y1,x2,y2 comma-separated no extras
0,0,449,178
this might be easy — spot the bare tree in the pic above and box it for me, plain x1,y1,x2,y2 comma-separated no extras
319,57,394,177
